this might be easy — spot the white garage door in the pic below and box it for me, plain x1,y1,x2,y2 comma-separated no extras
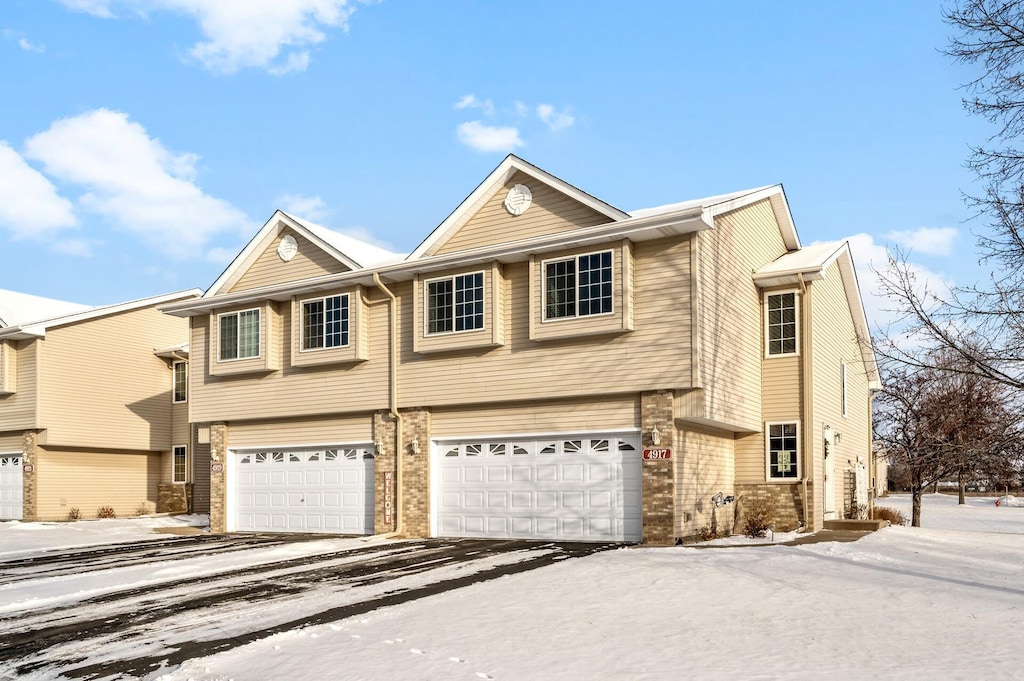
435,433,641,542
0,454,23,520
232,446,374,534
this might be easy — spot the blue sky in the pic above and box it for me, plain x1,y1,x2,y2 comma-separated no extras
0,1,993,328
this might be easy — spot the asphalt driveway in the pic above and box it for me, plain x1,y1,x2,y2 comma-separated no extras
0,534,617,679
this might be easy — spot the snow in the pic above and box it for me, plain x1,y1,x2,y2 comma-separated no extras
0,514,208,557
2,495,1023,680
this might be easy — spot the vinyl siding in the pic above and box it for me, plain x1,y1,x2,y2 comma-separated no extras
35,447,160,521
227,414,374,447
37,307,188,451
695,200,789,430
431,395,639,438
0,432,21,452
432,171,615,255
0,340,15,393
229,228,349,293
676,425,736,537
0,339,38,432
810,262,873,518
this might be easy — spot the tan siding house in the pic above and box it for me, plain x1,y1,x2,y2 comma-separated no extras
162,155,879,543
0,290,200,520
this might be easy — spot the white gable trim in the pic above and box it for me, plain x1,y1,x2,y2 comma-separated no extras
408,155,630,261
205,211,363,298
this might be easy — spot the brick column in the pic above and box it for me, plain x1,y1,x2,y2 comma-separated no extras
21,430,38,521
641,391,675,545
400,407,431,538
373,411,398,534
209,422,228,534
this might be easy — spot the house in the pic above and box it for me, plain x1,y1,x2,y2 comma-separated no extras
0,288,202,521
160,155,880,544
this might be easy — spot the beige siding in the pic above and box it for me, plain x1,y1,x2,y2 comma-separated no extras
735,431,766,483
37,307,187,451
675,425,736,537
171,401,189,450
227,414,374,448
0,340,15,393
402,237,692,408
431,396,639,438
0,432,21,452
432,171,614,255
0,339,38,433
35,447,160,520
696,200,789,430
229,228,349,293
810,264,873,518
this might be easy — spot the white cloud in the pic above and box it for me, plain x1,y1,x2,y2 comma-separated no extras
885,226,958,257
0,142,78,239
536,103,574,131
52,239,95,257
57,0,357,74
454,94,495,117
18,38,45,53
277,193,330,221
23,109,250,257
456,121,523,153
514,101,529,118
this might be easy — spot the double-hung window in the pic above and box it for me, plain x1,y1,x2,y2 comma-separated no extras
172,361,187,403
172,445,187,483
544,250,613,320
766,292,797,356
302,294,349,350
219,309,260,361
427,272,484,334
767,422,799,479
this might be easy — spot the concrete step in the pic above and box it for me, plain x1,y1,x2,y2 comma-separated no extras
823,519,888,531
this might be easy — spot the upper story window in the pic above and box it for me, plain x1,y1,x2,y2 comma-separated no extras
172,360,187,403
544,250,613,320
766,291,797,356
427,272,484,334
219,308,260,361
767,422,799,480
302,294,349,350
173,445,187,483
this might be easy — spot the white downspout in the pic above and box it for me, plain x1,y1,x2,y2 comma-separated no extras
798,274,812,530
371,273,404,538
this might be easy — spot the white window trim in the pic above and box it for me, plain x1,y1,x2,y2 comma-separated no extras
841,362,848,418
298,293,351,353
765,420,801,482
764,289,800,358
172,445,187,484
172,360,187,404
423,271,486,336
540,249,616,323
216,308,261,362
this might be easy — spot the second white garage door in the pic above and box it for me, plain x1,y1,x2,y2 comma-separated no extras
0,453,23,520
232,446,374,534
434,433,642,542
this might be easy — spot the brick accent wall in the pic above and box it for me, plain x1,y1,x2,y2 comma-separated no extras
400,407,431,538
641,390,675,545
209,422,228,533
372,411,397,534
734,483,804,532
21,430,38,521
158,483,192,514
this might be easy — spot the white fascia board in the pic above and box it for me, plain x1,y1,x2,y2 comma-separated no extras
834,246,881,390
154,343,189,359
407,155,630,261
701,184,800,251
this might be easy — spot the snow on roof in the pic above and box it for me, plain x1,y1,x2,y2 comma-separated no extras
0,289,91,328
754,241,845,279
628,186,778,219
283,213,406,269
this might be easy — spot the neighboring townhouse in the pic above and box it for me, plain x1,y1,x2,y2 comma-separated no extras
161,155,880,544
0,289,202,521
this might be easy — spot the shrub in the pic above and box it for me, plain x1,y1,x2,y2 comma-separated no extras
66,507,81,521
135,501,152,516
872,505,908,526
742,496,776,538
698,524,719,541
96,505,116,519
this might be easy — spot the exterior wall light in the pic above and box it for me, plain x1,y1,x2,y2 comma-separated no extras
649,426,661,446
409,438,420,455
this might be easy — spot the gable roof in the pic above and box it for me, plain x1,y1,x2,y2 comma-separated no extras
0,289,202,341
0,289,90,328
407,155,631,260
754,241,880,390
205,210,406,298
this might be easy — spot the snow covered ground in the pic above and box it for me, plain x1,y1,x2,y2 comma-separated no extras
2,494,1022,680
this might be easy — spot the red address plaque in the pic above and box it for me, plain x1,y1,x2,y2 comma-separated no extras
643,448,672,460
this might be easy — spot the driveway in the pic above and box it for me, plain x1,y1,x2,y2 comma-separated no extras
0,534,617,679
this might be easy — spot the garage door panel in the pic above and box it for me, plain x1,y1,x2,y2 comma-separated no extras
435,434,641,542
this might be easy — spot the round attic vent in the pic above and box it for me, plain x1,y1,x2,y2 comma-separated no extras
277,234,298,262
504,183,533,216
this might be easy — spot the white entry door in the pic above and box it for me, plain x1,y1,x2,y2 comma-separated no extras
0,454,23,520
232,446,374,534
434,433,642,542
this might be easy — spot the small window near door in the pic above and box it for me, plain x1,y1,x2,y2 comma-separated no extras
173,445,187,483
767,422,799,480
172,361,187,403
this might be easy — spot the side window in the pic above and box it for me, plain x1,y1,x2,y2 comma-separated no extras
766,292,797,356
426,272,484,334
173,445,187,483
544,250,613,320
219,309,260,361
302,294,349,350
172,361,187,403
767,422,799,479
